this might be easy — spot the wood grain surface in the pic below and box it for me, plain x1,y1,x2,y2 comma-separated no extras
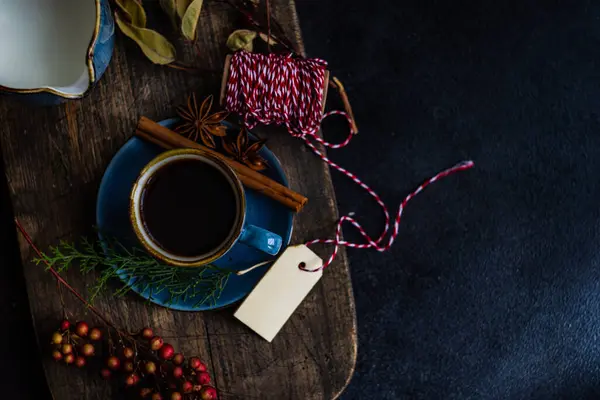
0,1,356,399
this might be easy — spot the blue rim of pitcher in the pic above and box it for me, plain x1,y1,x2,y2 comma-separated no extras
0,0,103,98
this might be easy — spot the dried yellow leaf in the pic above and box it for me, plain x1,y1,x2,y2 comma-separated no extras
176,0,194,18
115,14,176,65
181,0,204,40
114,0,147,27
226,30,257,52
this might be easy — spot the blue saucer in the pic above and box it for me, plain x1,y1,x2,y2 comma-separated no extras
96,119,293,311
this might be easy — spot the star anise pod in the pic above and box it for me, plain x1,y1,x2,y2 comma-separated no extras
222,129,268,171
175,94,229,148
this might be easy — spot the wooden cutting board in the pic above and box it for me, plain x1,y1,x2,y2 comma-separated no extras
0,1,356,399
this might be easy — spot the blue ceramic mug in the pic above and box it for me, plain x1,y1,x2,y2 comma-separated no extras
0,0,115,105
130,149,283,267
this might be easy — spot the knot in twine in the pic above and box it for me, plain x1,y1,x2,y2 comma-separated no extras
225,51,474,271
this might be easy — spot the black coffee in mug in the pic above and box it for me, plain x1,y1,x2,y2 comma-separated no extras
141,159,238,257
131,149,283,267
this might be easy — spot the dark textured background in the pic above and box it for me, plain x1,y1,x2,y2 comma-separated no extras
3,0,600,398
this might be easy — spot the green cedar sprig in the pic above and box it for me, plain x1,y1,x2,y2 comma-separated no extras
34,238,232,308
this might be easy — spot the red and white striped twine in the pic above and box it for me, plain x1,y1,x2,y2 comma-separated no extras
225,51,474,271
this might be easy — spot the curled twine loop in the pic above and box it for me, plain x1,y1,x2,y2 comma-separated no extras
225,51,474,272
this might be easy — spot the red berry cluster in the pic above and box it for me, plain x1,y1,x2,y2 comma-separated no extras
51,320,101,369
51,322,217,400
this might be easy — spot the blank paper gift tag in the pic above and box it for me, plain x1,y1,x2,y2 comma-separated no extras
234,245,323,342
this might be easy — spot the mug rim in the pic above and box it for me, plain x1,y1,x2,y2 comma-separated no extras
130,149,246,267
0,0,103,98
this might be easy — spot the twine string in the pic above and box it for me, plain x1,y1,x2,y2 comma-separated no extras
225,51,474,271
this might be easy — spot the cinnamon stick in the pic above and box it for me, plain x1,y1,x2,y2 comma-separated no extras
135,117,307,212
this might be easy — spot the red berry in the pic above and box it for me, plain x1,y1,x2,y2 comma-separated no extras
123,347,135,359
141,327,153,339
151,394,163,400
75,356,86,368
75,321,89,337
89,328,102,341
196,360,207,372
144,361,157,374
52,350,63,361
172,353,184,365
140,388,153,398
100,368,111,379
124,361,135,373
150,336,164,351
61,343,73,355
107,356,121,370
197,372,211,385
182,381,193,393
171,392,183,400
60,320,71,331
200,386,218,400
159,343,175,360
172,366,183,379
51,332,63,345
64,353,75,364
189,357,203,370
125,373,139,387
81,343,95,357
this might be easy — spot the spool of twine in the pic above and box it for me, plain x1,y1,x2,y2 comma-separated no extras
222,51,474,270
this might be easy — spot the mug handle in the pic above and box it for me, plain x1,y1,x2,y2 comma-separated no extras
239,225,283,256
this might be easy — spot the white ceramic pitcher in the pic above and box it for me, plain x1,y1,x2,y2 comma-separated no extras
0,0,115,104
